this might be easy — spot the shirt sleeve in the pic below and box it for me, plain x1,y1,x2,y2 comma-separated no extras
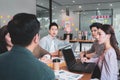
56,39,70,49
101,49,118,80
39,37,47,49
87,42,96,53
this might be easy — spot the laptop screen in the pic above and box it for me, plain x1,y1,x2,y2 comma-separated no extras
61,48,76,67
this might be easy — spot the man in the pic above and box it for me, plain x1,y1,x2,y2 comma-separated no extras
0,13,55,80
39,22,70,57
80,22,104,79
80,22,104,59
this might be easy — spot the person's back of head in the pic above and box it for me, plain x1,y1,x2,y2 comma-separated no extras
49,22,58,30
90,22,102,30
7,13,40,47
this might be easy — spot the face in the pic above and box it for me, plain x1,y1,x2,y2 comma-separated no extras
91,27,98,38
97,29,109,44
49,25,58,37
5,33,13,47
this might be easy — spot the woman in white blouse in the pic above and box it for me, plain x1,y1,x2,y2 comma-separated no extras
96,24,120,80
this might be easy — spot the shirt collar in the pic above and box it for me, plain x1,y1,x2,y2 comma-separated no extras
11,45,34,56
48,34,56,40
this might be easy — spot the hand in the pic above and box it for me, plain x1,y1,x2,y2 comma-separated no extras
81,57,89,63
40,56,52,64
80,51,85,58
51,50,59,57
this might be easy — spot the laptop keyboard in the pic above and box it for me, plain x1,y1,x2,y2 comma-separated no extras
71,62,96,73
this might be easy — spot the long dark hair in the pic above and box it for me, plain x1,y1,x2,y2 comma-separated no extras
100,24,120,60
0,25,8,54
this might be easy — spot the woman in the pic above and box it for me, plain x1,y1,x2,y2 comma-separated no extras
96,24,120,80
0,25,13,54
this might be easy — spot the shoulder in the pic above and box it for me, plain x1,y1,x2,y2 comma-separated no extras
33,60,55,78
0,51,9,57
105,48,116,58
0,51,10,63
107,48,116,54
41,36,48,40
40,36,49,43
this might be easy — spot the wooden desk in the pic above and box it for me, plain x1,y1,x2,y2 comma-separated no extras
70,40,94,51
48,61,92,80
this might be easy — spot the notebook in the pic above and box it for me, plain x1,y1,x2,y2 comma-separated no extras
61,48,96,73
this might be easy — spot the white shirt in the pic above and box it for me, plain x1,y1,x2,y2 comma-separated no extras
49,40,55,53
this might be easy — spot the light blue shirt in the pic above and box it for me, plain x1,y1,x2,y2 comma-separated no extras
39,34,69,53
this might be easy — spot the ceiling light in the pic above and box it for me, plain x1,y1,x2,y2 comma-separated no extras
98,3,100,6
61,9,64,12
110,4,113,6
72,0,75,3
79,5,82,8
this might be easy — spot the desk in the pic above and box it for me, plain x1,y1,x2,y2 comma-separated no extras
48,61,92,80
70,40,94,51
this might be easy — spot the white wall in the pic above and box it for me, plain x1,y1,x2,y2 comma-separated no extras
0,0,36,27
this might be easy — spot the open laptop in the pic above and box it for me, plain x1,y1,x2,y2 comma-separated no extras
61,48,96,73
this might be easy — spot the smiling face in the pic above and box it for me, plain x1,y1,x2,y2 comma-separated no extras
97,29,110,44
49,25,58,37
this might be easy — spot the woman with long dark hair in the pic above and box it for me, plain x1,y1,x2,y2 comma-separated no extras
96,24,120,80
0,25,13,54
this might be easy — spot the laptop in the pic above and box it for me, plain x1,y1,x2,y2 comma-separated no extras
61,48,96,73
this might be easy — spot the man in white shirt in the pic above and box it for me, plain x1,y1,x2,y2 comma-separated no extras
39,22,69,57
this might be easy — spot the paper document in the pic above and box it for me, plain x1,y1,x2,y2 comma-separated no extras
55,70,83,80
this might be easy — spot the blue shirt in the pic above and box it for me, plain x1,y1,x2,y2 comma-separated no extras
39,34,69,53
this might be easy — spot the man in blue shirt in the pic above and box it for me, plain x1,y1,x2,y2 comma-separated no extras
39,22,69,57
0,13,55,80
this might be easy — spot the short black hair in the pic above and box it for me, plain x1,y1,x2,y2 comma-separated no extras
90,22,102,30
49,22,58,30
7,13,40,47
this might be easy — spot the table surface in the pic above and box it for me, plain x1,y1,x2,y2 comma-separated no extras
47,61,92,80
70,39,94,43
70,39,94,51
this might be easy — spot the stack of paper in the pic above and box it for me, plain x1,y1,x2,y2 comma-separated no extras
55,70,83,80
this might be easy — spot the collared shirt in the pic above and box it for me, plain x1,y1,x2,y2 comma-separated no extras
39,34,69,53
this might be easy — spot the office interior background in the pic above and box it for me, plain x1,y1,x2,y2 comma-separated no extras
0,0,120,47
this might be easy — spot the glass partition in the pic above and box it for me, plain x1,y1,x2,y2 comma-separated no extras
36,0,50,37
80,9,112,31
